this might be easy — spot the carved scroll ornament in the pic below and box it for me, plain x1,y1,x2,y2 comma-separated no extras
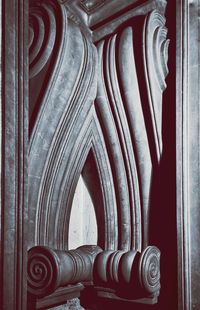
94,246,161,300
143,10,169,159
96,9,169,250
28,0,169,307
28,0,118,250
29,0,61,79
28,245,102,297
28,245,160,299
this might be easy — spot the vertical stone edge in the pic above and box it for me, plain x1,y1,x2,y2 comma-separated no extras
187,0,200,309
176,1,191,309
176,0,200,309
1,0,28,309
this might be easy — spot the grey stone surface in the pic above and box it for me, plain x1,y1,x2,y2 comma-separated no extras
51,299,85,310
176,1,200,309
3,0,200,309
28,0,168,307
1,0,28,309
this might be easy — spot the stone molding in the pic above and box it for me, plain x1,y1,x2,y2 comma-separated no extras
1,0,28,309
27,245,161,301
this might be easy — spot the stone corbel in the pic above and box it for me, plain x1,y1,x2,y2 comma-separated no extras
92,6,169,304
28,0,169,308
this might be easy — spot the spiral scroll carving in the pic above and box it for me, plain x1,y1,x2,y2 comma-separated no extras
27,245,102,297
27,1,165,303
29,0,62,78
143,10,170,159
144,10,169,92
28,246,60,297
138,246,161,294
93,247,160,295
28,245,160,299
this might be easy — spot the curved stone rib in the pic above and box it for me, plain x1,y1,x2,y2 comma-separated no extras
29,0,69,248
96,40,132,251
29,1,119,252
29,0,58,78
29,14,45,64
55,108,118,250
106,34,142,251
117,26,152,249
36,29,95,246
143,10,169,159
28,4,98,248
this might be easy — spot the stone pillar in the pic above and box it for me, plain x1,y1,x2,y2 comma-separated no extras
1,0,28,309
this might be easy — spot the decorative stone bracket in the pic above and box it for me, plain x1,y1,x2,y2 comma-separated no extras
27,245,102,297
27,245,160,302
28,0,169,308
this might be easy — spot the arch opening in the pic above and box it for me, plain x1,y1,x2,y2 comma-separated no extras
68,174,98,249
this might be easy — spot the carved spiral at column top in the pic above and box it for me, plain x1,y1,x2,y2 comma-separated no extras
28,245,161,299
144,10,170,92
27,245,102,297
29,0,64,79
138,246,161,294
93,246,161,299
27,246,60,297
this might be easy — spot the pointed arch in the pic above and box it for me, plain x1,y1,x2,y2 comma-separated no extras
28,2,168,272
28,1,98,248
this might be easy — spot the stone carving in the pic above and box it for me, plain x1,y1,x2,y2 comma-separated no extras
28,0,169,308
96,36,141,251
27,245,160,299
80,0,106,13
29,0,62,78
96,10,169,250
93,246,160,296
138,246,161,294
27,245,102,297
29,0,118,250
143,10,169,160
